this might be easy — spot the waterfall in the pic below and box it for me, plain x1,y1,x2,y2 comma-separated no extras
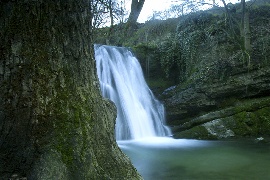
95,44,171,140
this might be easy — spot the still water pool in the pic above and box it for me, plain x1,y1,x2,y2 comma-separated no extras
118,137,270,180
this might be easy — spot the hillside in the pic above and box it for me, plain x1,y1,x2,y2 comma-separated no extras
95,0,270,140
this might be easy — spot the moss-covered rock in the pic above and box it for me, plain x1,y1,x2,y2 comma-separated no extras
173,97,270,140
174,126,218,140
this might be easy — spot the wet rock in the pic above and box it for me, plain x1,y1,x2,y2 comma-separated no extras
170,96,270,140
165,67,270,127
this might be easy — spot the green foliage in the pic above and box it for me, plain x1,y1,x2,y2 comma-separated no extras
249,3,270,66
157,34,181,81
94,2,270,93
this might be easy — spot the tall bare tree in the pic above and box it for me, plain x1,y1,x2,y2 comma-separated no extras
240,0,251,53
92,0,122,28
127,0,145,25
220,0,251,56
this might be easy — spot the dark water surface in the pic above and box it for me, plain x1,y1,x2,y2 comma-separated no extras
118,137,270,180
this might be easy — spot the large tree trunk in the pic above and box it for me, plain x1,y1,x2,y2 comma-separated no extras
127,0,145,25
0,0,141,179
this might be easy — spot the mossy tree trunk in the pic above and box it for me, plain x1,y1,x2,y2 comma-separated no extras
0,0,141,179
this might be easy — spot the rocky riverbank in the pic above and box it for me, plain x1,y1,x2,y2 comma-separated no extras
163,67,270,139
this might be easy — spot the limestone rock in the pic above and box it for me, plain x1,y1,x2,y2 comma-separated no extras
164,67,270,139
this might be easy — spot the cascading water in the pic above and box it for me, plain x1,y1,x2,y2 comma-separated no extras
95,44,171,140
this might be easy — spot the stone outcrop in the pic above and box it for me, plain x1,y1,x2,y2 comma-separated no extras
159,4,270,140
163,67,270,139
0,1,141,179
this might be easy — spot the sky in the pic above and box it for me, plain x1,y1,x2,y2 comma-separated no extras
124,0,240,23
137,0,176,22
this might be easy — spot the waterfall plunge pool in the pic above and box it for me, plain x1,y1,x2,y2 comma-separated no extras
118,137,270,180
95,45,270,179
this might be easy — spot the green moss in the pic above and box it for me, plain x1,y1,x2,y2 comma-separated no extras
147,78,175,93
232,111,253,136
218,97,239,108
232,106,270,137
52,87,91,168
174,126,217,140
256,107,270,134
172,97,270,140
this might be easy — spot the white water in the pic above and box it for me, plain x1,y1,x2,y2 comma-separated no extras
95,44,171,140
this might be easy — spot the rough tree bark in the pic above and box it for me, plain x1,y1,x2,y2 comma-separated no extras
127,0,145,25
0,0,141,179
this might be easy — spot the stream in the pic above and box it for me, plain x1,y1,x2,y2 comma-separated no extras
118,137,270,180
95,45,270,179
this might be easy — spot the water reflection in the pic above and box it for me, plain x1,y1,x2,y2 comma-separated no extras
118,138,270,180
118,137,212,149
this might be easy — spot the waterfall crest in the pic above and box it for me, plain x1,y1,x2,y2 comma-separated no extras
95,44,171,140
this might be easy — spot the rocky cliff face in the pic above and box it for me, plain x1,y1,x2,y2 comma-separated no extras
0,1,141,179
161,6,270,140
164,67,270,139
